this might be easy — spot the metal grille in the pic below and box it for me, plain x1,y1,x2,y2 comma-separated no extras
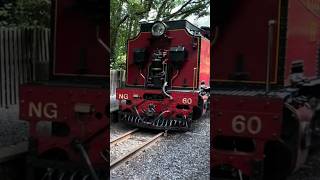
110,70,125,97
110,70,125,112
0,27,50,108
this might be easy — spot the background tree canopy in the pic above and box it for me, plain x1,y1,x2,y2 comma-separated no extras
1,0,209,70
110,0,210,70
0,0,50,27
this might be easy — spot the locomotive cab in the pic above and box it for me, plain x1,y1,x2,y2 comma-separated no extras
116,20,210,131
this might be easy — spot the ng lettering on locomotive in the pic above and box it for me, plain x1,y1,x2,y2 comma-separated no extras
28,102,58,119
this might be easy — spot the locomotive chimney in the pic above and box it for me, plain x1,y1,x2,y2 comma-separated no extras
266,20,276,94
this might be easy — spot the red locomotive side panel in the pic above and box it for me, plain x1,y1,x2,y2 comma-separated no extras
284,0,320,85
53,0,108,77
20,84,108,166
126,32,150,86
213,95,283,139
126,30,200,88
213,0,280,84
199,38,210,87
212,95,283,176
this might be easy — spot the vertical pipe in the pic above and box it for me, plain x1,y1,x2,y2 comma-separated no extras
193,68,197,92
266,20,276,94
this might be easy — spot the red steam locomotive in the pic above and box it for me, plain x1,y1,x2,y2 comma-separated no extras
116,20,210,131
19,0,108,179
212,0,320,179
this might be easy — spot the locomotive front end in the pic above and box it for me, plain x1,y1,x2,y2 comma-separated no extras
116,20,210,130
117,89,200,130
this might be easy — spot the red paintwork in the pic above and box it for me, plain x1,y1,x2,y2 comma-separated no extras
213,95,283,139
284,0,320,85
212,95,283,175
117,88,199,119
126,29,210,88
20,85,108,166
213,0,320,86
199,38,211,87
53,0,108,77
213,0,280,84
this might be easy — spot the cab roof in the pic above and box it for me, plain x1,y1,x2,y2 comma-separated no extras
140,20,206,34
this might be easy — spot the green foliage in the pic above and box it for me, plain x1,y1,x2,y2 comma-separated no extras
111,54,127,70
110,0,210,70
0,0,50,27
0,3,14,26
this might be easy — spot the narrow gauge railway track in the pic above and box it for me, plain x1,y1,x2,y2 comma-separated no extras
110,128,164,169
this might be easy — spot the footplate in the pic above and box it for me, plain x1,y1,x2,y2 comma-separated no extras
119,112,192,131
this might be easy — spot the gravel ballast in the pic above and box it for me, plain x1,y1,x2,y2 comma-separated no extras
111,131,158,163
110,114,210,180
0,106,28,148
288,149,320,180
110,121,136,140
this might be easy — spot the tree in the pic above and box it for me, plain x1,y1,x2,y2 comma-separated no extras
110,0,210,70
0,0,50,27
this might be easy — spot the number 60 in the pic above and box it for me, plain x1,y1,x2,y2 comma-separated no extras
232,115,262,135
182,98,192,104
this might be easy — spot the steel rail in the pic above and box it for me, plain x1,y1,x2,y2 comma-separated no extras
110,132,163,169
110,128,139,146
